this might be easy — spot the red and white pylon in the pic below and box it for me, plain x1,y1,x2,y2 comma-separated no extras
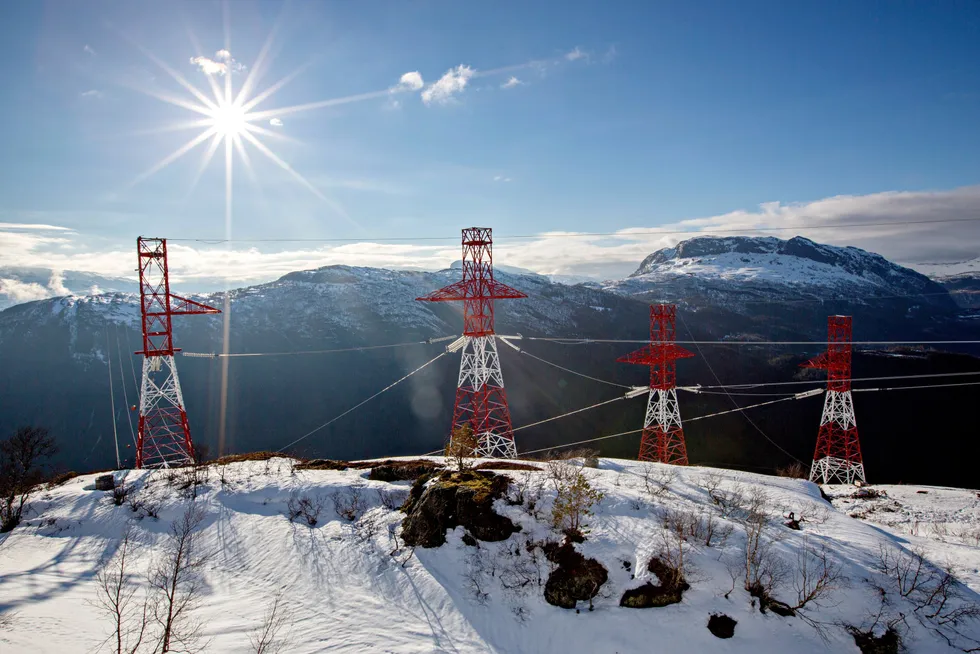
135,237,220,469
417,227,526,458
801,315,866,484
618,304,695,465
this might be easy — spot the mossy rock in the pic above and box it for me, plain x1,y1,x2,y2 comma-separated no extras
543,541,608,609
619,556,689,608
400,471,518,548
369,460,441,482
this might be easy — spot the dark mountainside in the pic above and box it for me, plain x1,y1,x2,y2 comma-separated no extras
0,236,977,487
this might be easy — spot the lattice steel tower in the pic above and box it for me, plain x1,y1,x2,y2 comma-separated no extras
618,304,695,465
417,227,526,458
135,237,220,469
801,315,866,484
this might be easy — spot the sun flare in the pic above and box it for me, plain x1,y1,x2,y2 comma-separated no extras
209,101,249,137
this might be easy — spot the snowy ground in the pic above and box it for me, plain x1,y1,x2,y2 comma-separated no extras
1,458,979,653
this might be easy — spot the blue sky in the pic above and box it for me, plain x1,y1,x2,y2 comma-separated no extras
1,0,979,286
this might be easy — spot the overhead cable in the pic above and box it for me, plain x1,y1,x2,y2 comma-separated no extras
181,335,456,359
277,351,448,453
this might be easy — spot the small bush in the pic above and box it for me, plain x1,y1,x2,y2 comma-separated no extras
548,461,604,535
127,494,160,519
286,493,325,527
332,486,365,522
445,424,479,471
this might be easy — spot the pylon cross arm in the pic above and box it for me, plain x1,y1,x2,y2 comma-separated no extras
617,343,695,365
170,293,221,315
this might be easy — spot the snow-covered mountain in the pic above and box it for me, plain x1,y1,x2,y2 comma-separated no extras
605,235,955,311
2,457,978,653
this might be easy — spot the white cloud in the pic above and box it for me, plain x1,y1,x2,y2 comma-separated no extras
3,186,978,285
0,271,71,304
565,47,588,62
190,50,245,76
83,44,96,56
501,76,523,89
269,118,283,127
393,71,424,92
421,65,475,105
493,175,513,183
80,89,103,99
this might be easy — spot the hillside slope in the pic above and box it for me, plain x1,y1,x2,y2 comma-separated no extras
1,458,978,653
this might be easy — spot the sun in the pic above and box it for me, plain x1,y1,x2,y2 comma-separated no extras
208,101,248,137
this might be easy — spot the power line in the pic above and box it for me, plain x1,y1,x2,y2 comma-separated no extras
277,351,447,453
678,312,805,464
166,216,980,244
524,337,980,346
852,380,980,393
516,348,632,389
180,335,456,359
692,370,980,390
511,395,629,434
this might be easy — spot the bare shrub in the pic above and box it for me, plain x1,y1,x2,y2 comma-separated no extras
332,485,365,522
286,493,325,527
791,537,846,613
0,426,57,532
658,509,695,586
547,460,604,537
642,464,676,498
776,462,807,479
127,493,160,520
446,423,479,471
509,470,545,520
562,448,600,468
699,470,724,498
711,480,749,519
248,592,291,654
463,548,496,605
695,511,733,548
92,526,148,654
148,505,210,653
738,491,788,603
376,488,403,511
499,539,546,594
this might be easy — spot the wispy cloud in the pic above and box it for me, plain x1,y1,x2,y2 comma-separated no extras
83,44,96,56
189,49,245,76
269,117,283,127
421,65,475,105
565,46,588,62
80,89,103,99
0,222,74,231
493,175,513,182
501,76,523,89
601,44,617,64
